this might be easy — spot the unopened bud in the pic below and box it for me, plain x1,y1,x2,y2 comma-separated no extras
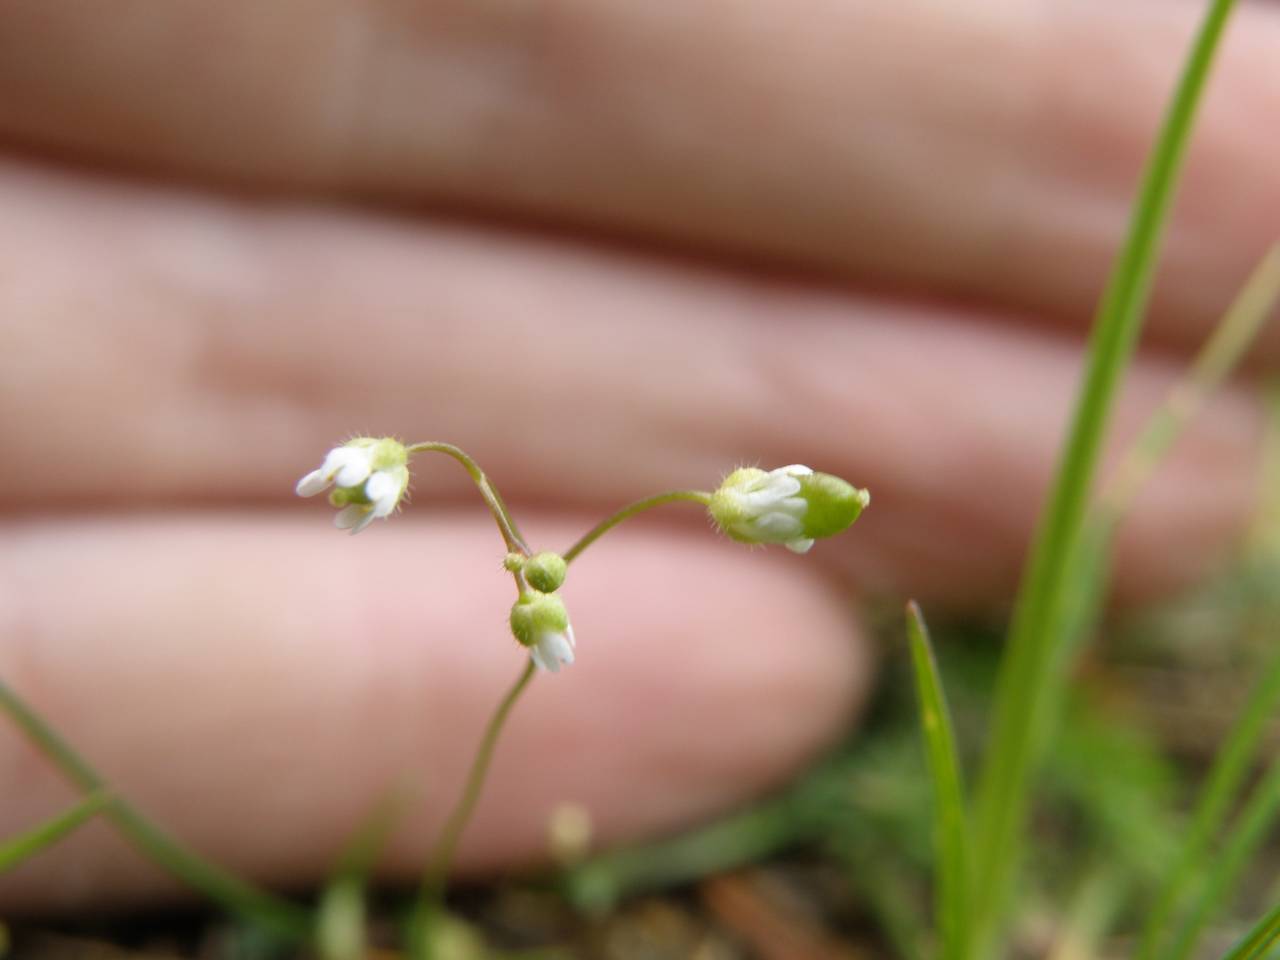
523,551,568,592
709,464,869,553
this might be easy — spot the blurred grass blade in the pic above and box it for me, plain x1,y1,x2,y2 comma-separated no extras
1254,381,1280,556
0,790,111,873
1047,868,1127,960
0,676,309,939
1101,242,1280,522
906,601,970,960
1055,245,1280,763
1057,246,1280,959
1168,756,1280,960
1136,647,1280,960
317,789,410,960
1219,901,1280,960
968,1,1237,953
563,794,804,915
1069,239,1280,662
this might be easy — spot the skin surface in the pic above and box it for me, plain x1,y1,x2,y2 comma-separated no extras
0,0,1277,910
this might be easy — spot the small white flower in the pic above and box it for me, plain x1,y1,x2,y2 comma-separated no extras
709,464,816,553
530,623,576,673
296,438,410,534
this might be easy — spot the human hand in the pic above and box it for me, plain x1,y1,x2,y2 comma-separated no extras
0,0,1276,909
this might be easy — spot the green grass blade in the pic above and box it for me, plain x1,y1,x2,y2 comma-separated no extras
1136,647,1280,960
1168,756,1280,960
1043,246,1280,787
967,1,1238,953
317,790,409,960
0,676,308,939
1101,243,1280,522
1220,901,1280,960
563,794,804,915
1047,869,1127,960
0,790,112,873
906,601,970,960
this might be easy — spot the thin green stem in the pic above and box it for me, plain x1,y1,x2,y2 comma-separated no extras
409,661,537,956
0,677,308,938
968,1,1238,955
562,491,712,564
0,790,112,873
407,442,530,555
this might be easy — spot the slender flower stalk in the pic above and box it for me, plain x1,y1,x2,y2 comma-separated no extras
562,490,712,563
407,442,529,555
409,661,537,958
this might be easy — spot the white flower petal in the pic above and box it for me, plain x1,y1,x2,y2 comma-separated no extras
548,632,575,667
334,504,368,530
785,538,815,554
739,488,785,511
319,447,353,475
363,471,391,499
753,474,802,500
753,513,804,538
295,468,330,497
780,464,813,477
531,629,575,673
350,510,377,534
334,451,373,488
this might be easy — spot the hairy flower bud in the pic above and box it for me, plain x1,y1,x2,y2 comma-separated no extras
709,464,869,553
509,591,576,673
523,552,568,593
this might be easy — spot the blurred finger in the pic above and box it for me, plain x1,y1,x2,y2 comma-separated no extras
0,1,1276,349
0,514,870,909
0,159,1264,609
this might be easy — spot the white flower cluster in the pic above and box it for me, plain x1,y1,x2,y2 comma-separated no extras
296,438,410,534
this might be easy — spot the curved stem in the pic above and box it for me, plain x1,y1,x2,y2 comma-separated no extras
0,677,308,939
407,442,530,555
562,490,712,564
409,660,537,955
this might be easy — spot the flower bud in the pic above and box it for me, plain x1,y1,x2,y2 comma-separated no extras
709,464,869,553
523,552,568,593
509,591,576,673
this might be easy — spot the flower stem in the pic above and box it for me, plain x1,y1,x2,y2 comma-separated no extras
562,490,712,564
408,660,537,957
0,676,308,939
407,442,530,555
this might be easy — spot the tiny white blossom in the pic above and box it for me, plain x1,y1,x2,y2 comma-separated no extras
529,624,576,673
296,438,410,534
710,464,816,553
